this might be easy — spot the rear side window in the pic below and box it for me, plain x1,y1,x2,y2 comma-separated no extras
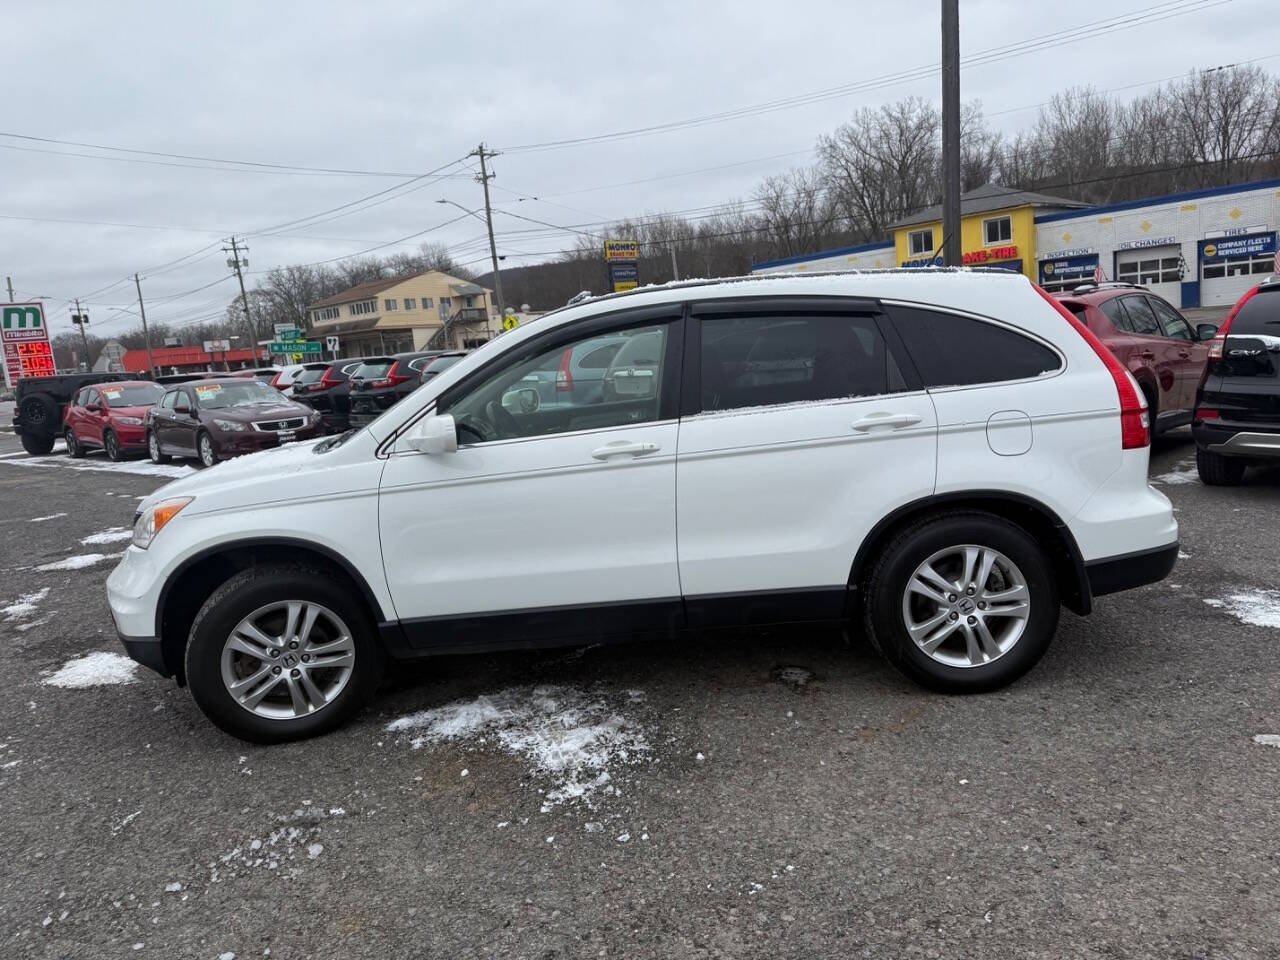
891,307,1061,388
577,342,624,370
1099,297,1135,333
699,315,908,413
1229,289,1280,335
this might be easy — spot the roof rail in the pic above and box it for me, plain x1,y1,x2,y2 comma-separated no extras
1070,281,1146,294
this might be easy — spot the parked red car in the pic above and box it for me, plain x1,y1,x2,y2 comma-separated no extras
63,381,165,461
1055,282,1218,435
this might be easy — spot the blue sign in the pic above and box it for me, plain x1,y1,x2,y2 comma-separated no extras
1199,231,1276,262
609,262,638,283
1039,253,1099,284
900,256,944,268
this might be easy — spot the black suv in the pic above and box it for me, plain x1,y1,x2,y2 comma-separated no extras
291,357,373,433
347,351,446,427
1194,277,1280,485
12,372,142,455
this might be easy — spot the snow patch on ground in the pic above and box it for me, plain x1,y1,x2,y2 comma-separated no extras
36,551,122,571
387,685,650,809
1152,463,1198,485
1203,589,1280,629
43,651,138,688
80,527,132,545
1253,734,1280,748
27,513,67,522
2,587,49,622
0,454,192,479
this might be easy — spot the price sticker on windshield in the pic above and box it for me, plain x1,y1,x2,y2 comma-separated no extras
194,384,223,399
103,389,123,400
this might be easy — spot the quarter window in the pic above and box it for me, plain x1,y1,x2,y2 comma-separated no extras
891,307,1061,387
440,322,670,443
908,229,934,256
984,216,1012,244
699,315,908,413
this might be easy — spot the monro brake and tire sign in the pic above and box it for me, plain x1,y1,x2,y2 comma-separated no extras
2,302,54,385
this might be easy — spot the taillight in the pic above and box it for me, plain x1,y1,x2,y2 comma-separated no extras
371,362,412,389
1034,283,1149,450
1209,284,1258,360
270,372,283,389
555,347,573,392
319,367,340,388
1195,408,1220,420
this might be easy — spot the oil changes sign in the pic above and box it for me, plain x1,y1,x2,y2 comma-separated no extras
604,239,640,293
2,303,54,384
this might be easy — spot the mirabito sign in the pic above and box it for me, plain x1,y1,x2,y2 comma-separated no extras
2,302,54,386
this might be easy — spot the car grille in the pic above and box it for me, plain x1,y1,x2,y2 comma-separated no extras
252,417,307,432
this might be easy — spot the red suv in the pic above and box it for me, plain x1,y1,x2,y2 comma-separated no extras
64,380,166,461
1054,283,1218,435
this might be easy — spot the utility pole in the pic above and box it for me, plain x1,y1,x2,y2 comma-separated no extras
470,143,507,320
224,237,255,358
133,274,156,378
670,246,680,282
5,276,13,302
941,0,962,268
71,300,91,370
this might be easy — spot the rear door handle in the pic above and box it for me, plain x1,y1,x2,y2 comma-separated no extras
1139,350,1156,360
851,412,923,432
591,440,660,460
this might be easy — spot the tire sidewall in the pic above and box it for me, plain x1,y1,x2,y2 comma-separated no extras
148,430,165,463
867,515,1059,693
185,568,382,743
104,429,122,461
64,428,80,458
198,431,217,467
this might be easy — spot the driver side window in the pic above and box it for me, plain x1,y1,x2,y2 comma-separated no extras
441,322,671,444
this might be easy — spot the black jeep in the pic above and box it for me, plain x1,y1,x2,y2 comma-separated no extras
12,373,144,455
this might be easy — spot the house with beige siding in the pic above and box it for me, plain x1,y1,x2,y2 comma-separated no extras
306,270,494,356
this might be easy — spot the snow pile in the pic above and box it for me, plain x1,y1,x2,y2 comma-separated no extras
1203,589,1280,629
81,527,132,545
0,456,192,479
1152,463,1198,485
36,552,122,571
43,652,139,688
1,587,49,622
1252,734,1280,748
387,685,649,808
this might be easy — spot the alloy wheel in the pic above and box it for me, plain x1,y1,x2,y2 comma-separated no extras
219,600,356,720
900,544,1030,668
199,434,216,467
104,431,120,461
64,429,77,457
148,432,160,461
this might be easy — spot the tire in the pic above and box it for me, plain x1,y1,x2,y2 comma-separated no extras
863,511,1059,694
20,432,54,456
103,429,124,462
18,392,58,435
185,565,385,743
197,431,218,468
1196,446,1246,486
147,430,170,464
64,428,84,459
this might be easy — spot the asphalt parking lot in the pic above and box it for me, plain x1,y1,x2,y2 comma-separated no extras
1,428,1278,960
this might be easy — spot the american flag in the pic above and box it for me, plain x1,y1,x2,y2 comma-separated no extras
1273,245,1280,276
1092,264,1104,284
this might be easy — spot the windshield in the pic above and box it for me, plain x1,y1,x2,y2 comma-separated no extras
352,359,394,379
101,384,164,408
295,367,327,384
192,380,284,409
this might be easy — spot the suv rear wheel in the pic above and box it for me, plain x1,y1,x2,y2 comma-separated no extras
863,512,1059,693
1196,447,1246,486
185,565,385,743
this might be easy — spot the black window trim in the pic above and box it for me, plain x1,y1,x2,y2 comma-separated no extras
879,299,1067,393
681,295,920,418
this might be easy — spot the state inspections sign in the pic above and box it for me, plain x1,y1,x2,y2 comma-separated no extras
1199,231,1277,262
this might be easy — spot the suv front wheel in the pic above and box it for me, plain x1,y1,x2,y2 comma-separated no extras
863,512,1059,693
185,565,385,743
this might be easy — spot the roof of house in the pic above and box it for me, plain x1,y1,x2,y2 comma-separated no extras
889,184,1088,230
308,271,494,311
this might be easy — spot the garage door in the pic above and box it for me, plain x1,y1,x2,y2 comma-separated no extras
1116,246,1182,306
1199,232,1277,307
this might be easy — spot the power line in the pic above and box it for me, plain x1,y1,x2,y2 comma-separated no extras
500,0,1232,153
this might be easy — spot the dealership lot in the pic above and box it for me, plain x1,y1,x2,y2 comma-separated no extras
1,431,1278,959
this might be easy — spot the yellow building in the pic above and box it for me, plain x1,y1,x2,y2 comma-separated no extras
307,270,495,356
889,184,1087,280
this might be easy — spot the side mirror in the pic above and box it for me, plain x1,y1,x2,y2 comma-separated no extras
1196,323,1219,342
85,402,101,412
405,413,457,455
174,398,190,414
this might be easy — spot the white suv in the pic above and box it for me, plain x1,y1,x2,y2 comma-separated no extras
107,271,1178,742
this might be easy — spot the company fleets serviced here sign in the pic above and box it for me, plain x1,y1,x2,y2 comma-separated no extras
1198,231,1277,262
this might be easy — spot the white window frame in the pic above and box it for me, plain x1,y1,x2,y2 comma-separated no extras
908,229,934,256
404,297,417,310
422,297,434,309
384,298,398,311
983,215,1012,245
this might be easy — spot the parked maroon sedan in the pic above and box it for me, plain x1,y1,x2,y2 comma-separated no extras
1055,282,1217,436
64,380,165,461
145,378,323,467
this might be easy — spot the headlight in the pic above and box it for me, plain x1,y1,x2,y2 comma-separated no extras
132,497,194,550
308,409,322,424
115,416,144,426
212,419,248,432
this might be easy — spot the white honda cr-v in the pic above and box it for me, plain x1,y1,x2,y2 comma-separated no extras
107,270,1178,742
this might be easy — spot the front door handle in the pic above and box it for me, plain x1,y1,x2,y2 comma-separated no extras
591,440,660,460
851,412,922,432
1139,350,1156,360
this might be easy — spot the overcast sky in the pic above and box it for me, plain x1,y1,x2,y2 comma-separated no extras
4,0,1275,339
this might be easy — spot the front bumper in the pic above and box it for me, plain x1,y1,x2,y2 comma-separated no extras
117,632,170,677
212,423,322,457
1085,542,1179,597
115,425,148,448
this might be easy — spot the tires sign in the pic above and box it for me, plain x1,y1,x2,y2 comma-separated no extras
2,303,54,385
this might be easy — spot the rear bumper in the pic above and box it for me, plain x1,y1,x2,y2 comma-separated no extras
1194,421,1280,458
1085,542,1179,597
